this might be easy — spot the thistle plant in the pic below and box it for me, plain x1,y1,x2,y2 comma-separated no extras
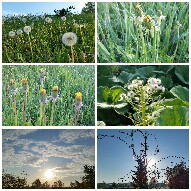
120,77,165,126
21,78,28,125
72,92,83,125
49,86,59,126
39,88,47,126
8,79,17,126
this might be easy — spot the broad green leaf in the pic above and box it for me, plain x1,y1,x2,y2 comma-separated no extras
136,66,156,78
156,106,189,126
109,86,126,103
162,98,189,107
117,71,131,84
170,85,189,102
175,65,189,85
160,76,173,89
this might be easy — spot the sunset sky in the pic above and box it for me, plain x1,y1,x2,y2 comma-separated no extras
98,129,189,184
2,129,95,187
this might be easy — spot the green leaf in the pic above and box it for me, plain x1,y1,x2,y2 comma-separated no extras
162,98,189,107
160,76,173,89
170,85,189,102
136,66,156,78
156,106,189,126
175,65,189,85
97,41,111,62
117,71,131,84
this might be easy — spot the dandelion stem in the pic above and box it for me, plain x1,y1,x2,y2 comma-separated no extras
43,105,46,126
24,91,27,125
14,94,17,126
71,46,74,63
153,27,157,63
28,34,34,62
50,100,55,126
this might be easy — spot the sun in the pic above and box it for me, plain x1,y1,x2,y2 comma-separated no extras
147,158,156,168
44,169,54,179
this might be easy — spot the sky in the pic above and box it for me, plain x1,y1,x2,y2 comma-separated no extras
97,129,189,184
2,129,95,187
2,2,86,16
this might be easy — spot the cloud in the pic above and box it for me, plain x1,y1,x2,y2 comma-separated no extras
59,129,94,143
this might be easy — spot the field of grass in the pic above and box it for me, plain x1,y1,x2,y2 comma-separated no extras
2,13,95,63
2,65,95,126
98,2,189,63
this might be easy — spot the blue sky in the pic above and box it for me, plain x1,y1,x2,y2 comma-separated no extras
97,129,189,184
2,129,95,187
2,2,86,16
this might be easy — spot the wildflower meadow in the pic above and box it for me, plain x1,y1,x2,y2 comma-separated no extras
2,3,95,63
98,2,189,63
2,65,95,126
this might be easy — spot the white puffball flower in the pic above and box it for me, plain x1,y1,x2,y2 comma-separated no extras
45,17,52,23
61,16,66,21
9,31,16,37
16,29,23,35
128,84,134,90
62,32,77,46
127,91,135,98
22,18,27,23
23,26,31,34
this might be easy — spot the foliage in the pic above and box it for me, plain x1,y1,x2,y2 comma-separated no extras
70,165,95,189
82,3,95,14
2,65,95,126
98,2,189,63
165,162,189,189
2,11,95,63
54,6,75,16
52,180,64,188
2,171,28,189
97,65,189,126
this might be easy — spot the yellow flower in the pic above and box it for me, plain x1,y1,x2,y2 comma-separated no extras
75,92,82,100
9,79,15,86
143,15,153,23
39,68,44,73
52,86,58,92
21,78,28,85
40,88,46,96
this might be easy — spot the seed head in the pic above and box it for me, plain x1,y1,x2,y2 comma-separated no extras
51,86,59,99
62,32,77,46
40,88,47,104
22,78,28,91
61,16,66,21
9,31,16,37
45,17,52,23
23,26,31,34
16,29,23,35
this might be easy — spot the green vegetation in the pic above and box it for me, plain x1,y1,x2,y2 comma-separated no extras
2,5,95,63
98,2,189,63
97,65,189,126
2,65,95,126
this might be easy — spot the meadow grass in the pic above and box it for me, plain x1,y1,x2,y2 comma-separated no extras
97,2,189,63
2,65,95,126
2,13,95,63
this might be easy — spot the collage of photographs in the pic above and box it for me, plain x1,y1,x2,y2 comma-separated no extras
1,0,190,190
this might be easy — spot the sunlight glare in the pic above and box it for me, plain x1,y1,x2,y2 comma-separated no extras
45,169,54,179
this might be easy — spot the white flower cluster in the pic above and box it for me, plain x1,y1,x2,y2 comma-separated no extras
120,77,165,101
8,26,31,37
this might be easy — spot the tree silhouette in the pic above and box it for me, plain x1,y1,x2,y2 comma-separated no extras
81,165,95,188
2,171,27,189
41,181,50,189
165,162,189,189
54,6,75,16
52,180,64,188
31,178,42,189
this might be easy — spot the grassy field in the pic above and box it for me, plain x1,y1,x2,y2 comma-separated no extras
2,13,95,63
98,2,189,63
2,65,95,126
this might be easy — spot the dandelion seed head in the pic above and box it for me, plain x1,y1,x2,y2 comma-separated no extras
62,32,77,46
16,29,23,35
22,18,27,23
9,31,16,37
45,17,52,23
61,16,66,21
23,26,31,34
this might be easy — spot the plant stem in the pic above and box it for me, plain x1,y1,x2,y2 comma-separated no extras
40,103,46,126
153,27,157,63
50,100,55,126
141,89,146,126
24,91,27,125
14,94,17,126
71,46,74,63
43,105,46,126
28,34,34,62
